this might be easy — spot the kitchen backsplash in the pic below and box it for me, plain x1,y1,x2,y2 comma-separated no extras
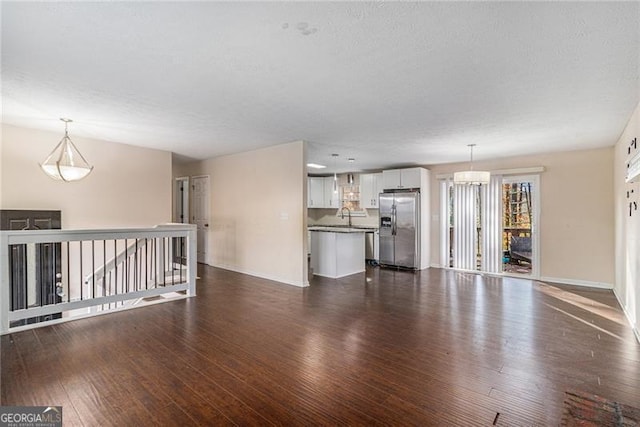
308,208,379,227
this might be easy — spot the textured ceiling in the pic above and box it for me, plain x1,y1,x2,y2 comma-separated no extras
2,2,639,172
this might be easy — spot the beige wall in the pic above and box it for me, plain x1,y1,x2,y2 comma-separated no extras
172,156,193,180
184,141,308,287
171,156,194,223
427,147,615,286
1,124,172,228
614,102,640,337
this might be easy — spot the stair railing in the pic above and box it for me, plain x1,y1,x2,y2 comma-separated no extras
0,224,196,334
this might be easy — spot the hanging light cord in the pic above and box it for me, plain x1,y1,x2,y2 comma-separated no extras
468,143,476,171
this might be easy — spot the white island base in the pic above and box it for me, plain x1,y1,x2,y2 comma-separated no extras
310,229,365,279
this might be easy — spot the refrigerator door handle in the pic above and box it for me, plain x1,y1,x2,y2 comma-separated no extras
391,205,397,236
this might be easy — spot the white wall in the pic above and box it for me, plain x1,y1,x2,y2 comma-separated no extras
184,141,308,287
1,124,172,228
614,101,640,340
427,147,615,286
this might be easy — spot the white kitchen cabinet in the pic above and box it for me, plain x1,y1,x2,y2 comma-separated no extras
360,174,374,208
360,173,384,208
307,176,340,208
399,168,422,188
323,176,340,208
308,177,325,208
382,167,424,190
382,169,401,190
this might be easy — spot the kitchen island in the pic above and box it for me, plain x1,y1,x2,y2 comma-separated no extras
309,227,366,278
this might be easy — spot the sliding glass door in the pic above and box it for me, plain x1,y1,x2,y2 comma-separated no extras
501,175,539,277
440,174,539,277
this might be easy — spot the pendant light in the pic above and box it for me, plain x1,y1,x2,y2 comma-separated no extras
40,118,93,182
331,153,339,193
453,144,490,185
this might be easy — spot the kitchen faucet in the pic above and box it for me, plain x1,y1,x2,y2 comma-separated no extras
339,206,352,227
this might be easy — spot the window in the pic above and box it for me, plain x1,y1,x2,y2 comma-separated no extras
337,184,367,216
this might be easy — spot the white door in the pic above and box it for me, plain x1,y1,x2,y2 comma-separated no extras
191,176,210,264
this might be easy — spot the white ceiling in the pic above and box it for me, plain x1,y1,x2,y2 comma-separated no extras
2,2,639,173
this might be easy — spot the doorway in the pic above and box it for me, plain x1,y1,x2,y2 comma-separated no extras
191,175,210,264
0,210,62,326
502,175,539,277
173,177,190,265
440,174,540,277
174,177,190,224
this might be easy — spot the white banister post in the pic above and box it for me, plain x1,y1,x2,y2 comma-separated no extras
187,225,197,297
0,232,11,334
158,237,165,284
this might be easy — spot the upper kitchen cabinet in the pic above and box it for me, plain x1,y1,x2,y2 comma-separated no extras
323,176,340,208
360,173,384,208
382,167,425,190
308,177,325,208
307,176,340,208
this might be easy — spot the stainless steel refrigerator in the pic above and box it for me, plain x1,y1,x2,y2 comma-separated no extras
379,190,420,269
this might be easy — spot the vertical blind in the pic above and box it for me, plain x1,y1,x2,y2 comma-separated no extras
481,175,503,273
446,176,503,272
452,184,477,270
439,179,451,268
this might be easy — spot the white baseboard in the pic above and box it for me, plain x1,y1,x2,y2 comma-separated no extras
538,276,613,290
209,263,310,288
613,287,640,344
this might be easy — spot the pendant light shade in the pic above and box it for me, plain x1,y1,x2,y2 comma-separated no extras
453,170,490,185
453,144,490,185
40,118,93,182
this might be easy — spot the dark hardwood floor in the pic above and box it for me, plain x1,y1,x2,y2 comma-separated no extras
2,265,639,426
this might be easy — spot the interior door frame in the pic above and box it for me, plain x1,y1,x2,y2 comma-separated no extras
172,177,190,265
174,176,190,224
501,174,541,279
191,175,210,264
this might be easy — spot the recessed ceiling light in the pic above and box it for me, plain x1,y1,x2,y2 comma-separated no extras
307,163,327,169
348,158,355,163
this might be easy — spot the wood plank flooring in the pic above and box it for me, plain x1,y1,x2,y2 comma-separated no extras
2,265,639,425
